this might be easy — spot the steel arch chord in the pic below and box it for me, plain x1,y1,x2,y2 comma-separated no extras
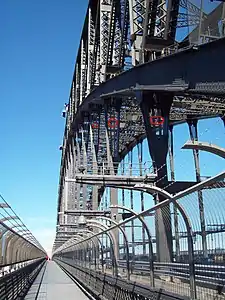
54,1,225,300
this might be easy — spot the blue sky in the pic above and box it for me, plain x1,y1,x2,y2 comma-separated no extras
0,0,224,256
0,0,88,254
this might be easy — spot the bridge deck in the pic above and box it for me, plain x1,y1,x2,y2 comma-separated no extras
25,261,89,300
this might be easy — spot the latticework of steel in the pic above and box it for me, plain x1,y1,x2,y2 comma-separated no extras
52,3,225,299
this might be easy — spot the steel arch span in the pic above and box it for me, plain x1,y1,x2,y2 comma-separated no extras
53,1,225,299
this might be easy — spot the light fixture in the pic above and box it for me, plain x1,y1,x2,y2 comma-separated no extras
78,215,87,227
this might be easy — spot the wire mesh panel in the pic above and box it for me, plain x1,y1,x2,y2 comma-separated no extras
55,258,190,300
53,172,225,300
0,258,45,300
177,177,225,299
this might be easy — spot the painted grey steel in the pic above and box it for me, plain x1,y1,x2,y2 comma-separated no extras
74,234,93,268
182,140,225,159
80,229,105,271
57,219,119,275
52,3,225,300
54,172,225,297
86,220,118,276
75,232,99,269
112,260,225,291
67,39,225,122
64,210,111,217
96,216,130,280
65,173,157,184
111,187,196,298
110,204,155,287
54,171,225,253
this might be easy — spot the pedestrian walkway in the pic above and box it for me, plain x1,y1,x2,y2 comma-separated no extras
25,260,90,299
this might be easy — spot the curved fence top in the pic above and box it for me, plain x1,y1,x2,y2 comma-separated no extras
0,194,46,265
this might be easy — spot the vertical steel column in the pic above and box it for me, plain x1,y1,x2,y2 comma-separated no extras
114,100,121,161
137,141,146,255
118,0,129,68
89,121,101,266
71,137,78,226
100,0,113,82
75,132,82,213
129,150,135,262
104,103,119,261
67,145,71,225
64,156,69,227
68,142,75,225
81,129,88,211
140,91,173,262
71,81,75,118
74,64,80,110
86,7,95,94
90,125,98,210
80,39,87,102
165,0,180,41
128,0,144,65
104,190,109,258
222,3,225,37
89,0,100,87
169,125,180,261
188,119,207,259
121,159,126,258
70,139,76,225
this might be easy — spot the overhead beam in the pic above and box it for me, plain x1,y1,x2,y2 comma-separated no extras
64,210,111,217
65,174,157,186
72,37,225,127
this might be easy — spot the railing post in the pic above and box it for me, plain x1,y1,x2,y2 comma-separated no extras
97,216,131,280
86,220,118,277
5,277,8,300
110,205,155,286
93,242,97,270
129,185,197,293
173,201,197,299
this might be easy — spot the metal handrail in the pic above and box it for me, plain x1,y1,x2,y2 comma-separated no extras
0,258,45,299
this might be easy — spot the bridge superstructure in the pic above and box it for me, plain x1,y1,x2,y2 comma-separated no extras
51,1,225,300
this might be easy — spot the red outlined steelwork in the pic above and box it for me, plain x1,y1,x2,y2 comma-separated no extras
91,122,99,129
149,116,164,126
91,117,119,129
90,117,163,129
107,117,119,129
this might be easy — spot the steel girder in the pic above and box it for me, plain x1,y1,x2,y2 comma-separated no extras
57,55,225,224
67,0,218,119
54,1,225,251
63,0,224,148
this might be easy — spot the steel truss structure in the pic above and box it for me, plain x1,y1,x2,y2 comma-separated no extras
53,1,225,285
